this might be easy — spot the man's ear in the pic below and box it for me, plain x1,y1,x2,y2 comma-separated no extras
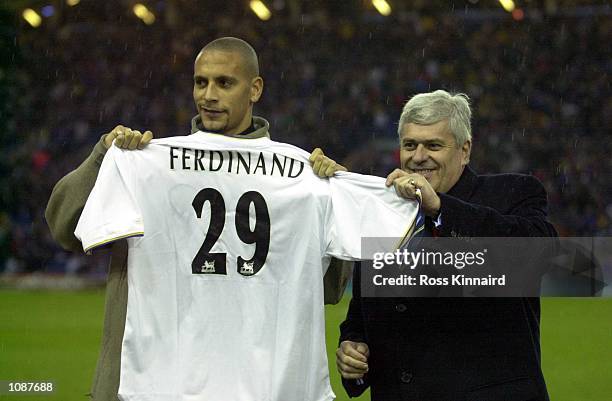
461,139,472,166
250,76,263,103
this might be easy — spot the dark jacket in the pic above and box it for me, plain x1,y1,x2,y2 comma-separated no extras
340,166,557,401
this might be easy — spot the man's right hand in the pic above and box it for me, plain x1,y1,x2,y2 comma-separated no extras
336,340,370,379
103,125,153,150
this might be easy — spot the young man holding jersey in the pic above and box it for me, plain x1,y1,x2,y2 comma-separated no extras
46,37,393,401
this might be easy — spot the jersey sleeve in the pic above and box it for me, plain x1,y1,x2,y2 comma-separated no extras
74,146,144,253
325,172,419,260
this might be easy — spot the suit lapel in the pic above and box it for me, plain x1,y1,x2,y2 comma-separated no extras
447,166,479,201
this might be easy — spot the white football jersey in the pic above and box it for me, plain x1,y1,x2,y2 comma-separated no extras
75,132,419,401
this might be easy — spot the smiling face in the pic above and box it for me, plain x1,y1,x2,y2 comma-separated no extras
193,50,263,134
399,120,471,193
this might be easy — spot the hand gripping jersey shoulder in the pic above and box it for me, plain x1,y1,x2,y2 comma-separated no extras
75,132,419,401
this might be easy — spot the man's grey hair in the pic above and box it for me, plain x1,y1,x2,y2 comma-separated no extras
397,90,472,146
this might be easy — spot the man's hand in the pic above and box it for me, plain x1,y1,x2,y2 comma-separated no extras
103,125,153,150
336,340,369,379
386,169,441,217
309,148,347,177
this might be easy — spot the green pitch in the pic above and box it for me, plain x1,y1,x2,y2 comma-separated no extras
1,290,610,401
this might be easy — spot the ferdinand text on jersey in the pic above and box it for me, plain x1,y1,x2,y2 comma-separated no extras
169,147,305,178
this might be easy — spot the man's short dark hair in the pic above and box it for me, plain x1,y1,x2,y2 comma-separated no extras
199,37,259,78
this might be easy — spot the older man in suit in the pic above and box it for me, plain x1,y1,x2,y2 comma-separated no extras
313,90,556,401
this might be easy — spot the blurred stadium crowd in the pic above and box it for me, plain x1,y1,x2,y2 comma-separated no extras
1,2,611,274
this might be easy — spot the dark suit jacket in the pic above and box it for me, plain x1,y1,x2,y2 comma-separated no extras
340,167,557,401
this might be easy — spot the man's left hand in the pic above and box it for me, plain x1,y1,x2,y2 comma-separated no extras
386,169,441,217
309,148,347,177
